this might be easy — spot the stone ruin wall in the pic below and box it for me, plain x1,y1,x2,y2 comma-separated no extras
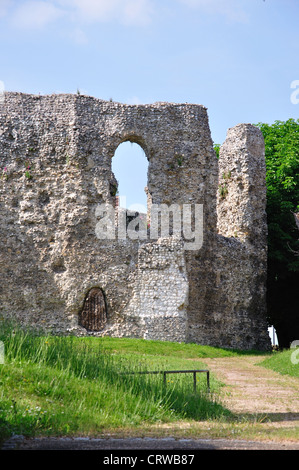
0,92,271,350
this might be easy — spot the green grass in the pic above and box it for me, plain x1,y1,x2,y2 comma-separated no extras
259,348,299,378
2,320,299,446
91,336,263,358
0,320,235,442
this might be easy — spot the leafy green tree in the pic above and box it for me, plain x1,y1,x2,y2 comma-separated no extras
257,119,299,348
214,143,220,158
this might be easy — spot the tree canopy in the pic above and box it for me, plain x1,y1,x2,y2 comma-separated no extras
257,119,299,348
215,120,299,348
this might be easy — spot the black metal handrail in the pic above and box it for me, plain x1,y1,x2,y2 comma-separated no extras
122,369,210,392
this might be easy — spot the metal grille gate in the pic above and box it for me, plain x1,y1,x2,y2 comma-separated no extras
79,288,107,331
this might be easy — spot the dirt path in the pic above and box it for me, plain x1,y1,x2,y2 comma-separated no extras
204,356,299,420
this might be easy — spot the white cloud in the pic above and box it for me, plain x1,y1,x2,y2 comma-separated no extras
122,0,153,26
57,0,153,25
69,27,88,45
3,0,154,32
11,1,65,29
127,96,143,105
178,0,249,23
57,0,120,22
0,0,12,18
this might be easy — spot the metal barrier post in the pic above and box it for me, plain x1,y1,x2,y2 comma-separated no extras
121,369,210,392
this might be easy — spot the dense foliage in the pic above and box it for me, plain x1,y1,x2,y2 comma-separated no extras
257,119,299,348
215,120,299,347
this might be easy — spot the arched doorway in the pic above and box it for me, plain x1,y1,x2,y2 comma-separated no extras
79,288,107,331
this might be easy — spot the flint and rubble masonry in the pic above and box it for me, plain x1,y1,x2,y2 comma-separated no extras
0,92,271,350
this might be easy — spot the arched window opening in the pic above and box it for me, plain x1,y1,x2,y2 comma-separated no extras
79,288,107,331
112,141,148,214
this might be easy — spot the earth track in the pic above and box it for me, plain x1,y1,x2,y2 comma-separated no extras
204,356,299,419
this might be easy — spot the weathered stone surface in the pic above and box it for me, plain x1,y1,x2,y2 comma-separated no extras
0,92,271,350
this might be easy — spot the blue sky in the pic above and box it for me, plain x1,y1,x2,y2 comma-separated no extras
1,0,299,210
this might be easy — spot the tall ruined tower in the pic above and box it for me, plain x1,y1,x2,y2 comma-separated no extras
0,92,271,350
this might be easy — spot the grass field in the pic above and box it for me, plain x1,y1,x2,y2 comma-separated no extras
0,319,296,444
260,348,299,378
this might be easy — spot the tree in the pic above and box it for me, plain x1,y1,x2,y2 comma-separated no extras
257,119,299,348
